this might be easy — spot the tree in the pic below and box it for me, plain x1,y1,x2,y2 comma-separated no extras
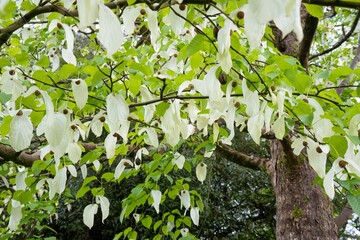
0,0,360,239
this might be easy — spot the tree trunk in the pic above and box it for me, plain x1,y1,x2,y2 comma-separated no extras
270,140,338,239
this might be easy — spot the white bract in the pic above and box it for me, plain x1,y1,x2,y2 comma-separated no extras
190,207,200,226
9,110,33,152
98,3,124,56
71,79,88,110
151,190,162,214
172,152,185,169
83,204,98,229
179,190,191,213
8,200,22,231
96,195,110,223
114,159,133,180
77,0,100,29
196,162,207,184
242,0,303,50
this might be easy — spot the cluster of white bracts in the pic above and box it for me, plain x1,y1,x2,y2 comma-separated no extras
6,0,360,233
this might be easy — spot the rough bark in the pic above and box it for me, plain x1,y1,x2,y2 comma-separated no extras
270,140,338,240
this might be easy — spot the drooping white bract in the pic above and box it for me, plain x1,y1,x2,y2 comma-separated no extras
104,133,118,159
273,0,303,42
167,221,175,233
139,127,159,148
133,213,140,222
77,0,100,29
81,164,87,179
273,115,285,140
196,162,207,184
8,200,22,231
179,190,191,213
307,98,334,141
217,19,236,73
98,3,124,56
67,165,77,177
292,135,329,178
83,204,98,229
242,0,303,50
49,20,76,65
172,152,185,169
140,85,156,122
93,160,100,171
49,167,67,200
71,79,88,109
0,69,24,101
37,113,68,150
122,6,142,35
324,141,360,199
21,26,34,40
89,111,105,137
134,148,148,170
191,66,227,124
349,114,360,136
190,207,200,226
15,171,27,190
106,93,129,132
96,195,110,223
180,228,189,237
151,190,162,214
242,80,264,144
147,8,160,51
48,46,60,71
67,142,82,164
9,110,33,152
161,100,181,147
169,5,187,36
114,159,133,180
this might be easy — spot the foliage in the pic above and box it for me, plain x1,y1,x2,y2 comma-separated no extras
0,0,360,239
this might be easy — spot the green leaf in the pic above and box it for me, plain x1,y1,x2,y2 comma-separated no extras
21,0,36,11
76,186,91,199
155,102,170,117
153,220,162,230
59,64,77,79
186,34,209,59
141,215,153,229
0,115,12,138
13,190,33,204
324,135,348,158
0,92,12,104
130,62,153,76
127,0,136,5
0,58,10,67
328,66,353,82
348,194,360,216
35,55,50,67
82,176,97,186
120,205,127,224
129,74,142,96
131,186,144,197
304,4,324,18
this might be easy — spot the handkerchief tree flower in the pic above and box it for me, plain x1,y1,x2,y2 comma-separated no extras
0,0,360,239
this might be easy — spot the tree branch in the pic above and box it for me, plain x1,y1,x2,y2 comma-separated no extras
0,144,40,167
298,9,319,70
216,142,272,174
0,142,101,167
334,203,354,230
303,0,360,9
310,10,360,61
